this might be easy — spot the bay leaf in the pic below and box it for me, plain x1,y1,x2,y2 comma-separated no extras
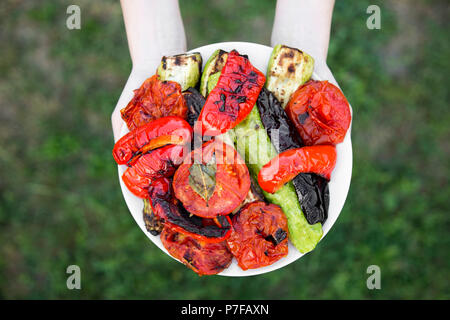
188,153,217,203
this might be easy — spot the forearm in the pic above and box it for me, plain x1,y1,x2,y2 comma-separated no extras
113,0,186,141
120,0,186,70
271,0,335,64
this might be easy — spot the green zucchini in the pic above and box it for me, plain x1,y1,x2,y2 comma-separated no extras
199,49,228,97
207,72,221,95
265,44,314,107
157,52,202,91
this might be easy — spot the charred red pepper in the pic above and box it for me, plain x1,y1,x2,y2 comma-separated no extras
148,177,232,243
121,144,187,198
160,226,233,276
121,75,187,131
286,80,351,146
258,145,337,194
197,50,265,136
113,116,192,166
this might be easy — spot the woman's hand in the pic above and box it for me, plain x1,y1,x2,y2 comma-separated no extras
271,0,338,86
111,0,186,141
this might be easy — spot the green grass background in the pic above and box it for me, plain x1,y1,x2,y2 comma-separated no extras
0,0,448,299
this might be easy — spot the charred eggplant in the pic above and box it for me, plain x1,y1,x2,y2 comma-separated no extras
182,87,205,127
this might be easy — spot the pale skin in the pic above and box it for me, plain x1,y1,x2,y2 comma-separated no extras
112,0,336,141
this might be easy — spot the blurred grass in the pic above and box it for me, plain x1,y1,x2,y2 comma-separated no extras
0,0,448,299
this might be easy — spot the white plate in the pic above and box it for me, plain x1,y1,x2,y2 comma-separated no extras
117,42,353,277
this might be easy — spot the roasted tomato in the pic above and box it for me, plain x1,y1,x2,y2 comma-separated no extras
226,201,289,270
197,50,266,136
285,80,351,146
121,75,187,131
173,140,250,218
161,225,233,276
121,144,187,198
258,145,337,194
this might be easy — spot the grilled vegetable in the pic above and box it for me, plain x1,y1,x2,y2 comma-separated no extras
157,53,202,91
121,144,186,198
182,88,205,127
161,226,233,276
265,45,314,107
199,49,228,96
121,75,187,131
286,80,352,146
173,140,251,218
143,198,164,236
197,50,266,136
232,106,322,253
227,201,289,270
207,72,221,94
112,116,192,166
256,88,330,224
258,145,337,193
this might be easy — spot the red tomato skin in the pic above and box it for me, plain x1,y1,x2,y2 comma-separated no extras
226,201,289,270
197,50,266,136
173,140,251,218
258,145,337,193
121,75,187,131
113,116,192,165
286,80,351,146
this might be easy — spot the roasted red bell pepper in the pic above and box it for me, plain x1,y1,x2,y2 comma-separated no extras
197,50,265,136
121,144,187,198
113,116,192,166
148,177,232,243
258,145,337,193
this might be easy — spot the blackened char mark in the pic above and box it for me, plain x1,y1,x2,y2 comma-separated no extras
216,215,231,228
183,87,206,127
256,87,329,224
265,227,287,246
298,112,309,125
256,87,303,152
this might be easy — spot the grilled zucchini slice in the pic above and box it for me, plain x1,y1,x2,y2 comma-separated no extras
265,44,314,107
157,52,202,91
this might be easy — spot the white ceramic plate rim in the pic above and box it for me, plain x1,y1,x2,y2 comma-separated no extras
117,41,353,277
